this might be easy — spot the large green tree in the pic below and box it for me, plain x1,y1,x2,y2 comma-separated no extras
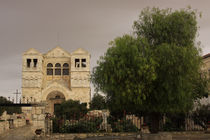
92,35,156,117
92,8,209,133
133,7,209,112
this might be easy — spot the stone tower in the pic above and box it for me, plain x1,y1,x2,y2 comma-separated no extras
22,48,43,104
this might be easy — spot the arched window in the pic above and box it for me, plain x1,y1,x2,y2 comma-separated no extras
55,95,60,99
55,63,61,75
47,63,53,75
63,63,69,75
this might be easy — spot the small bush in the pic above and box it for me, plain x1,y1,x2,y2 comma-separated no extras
61,117,103,133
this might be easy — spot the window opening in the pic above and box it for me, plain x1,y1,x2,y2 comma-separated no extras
47,63,53,67
82,59,86,67
47,63,53,75
63,63,69,67
75,59,80,68
63,63,69,75
55,63,61,75
27,59,31,68
55,95,60,99
33,59,38,67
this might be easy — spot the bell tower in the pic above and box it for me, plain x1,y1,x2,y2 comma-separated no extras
22,48,43,103
70,48,91,104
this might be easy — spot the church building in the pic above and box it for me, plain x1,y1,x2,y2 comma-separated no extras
21,46,91,115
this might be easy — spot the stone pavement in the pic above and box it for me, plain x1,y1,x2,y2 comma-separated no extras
1,127,210,140
83,133,210,140
34,132,210,140
172,133,210,140
0,125,35,140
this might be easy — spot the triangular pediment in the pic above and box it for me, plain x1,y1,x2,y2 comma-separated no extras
23,48,41,55
44,46,71,57
71,48,89,55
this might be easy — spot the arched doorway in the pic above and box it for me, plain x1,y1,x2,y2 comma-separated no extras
46,91,65,115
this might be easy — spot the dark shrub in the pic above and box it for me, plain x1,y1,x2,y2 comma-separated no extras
108,116,139,132
192,104,210,130
54,99,88,120
161,113,186,131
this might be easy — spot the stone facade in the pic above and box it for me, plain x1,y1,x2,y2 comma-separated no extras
21,46,91,115
202,53,210,79
200,53,210,105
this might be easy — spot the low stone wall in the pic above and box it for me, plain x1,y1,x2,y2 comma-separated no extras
0,121,9,134
13,118,26,128
0,118,26,134
0,112,27,134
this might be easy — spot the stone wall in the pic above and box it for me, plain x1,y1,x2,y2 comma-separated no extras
31,105,46,134
200,55,210,105
13,118,26,128
0,112,26,134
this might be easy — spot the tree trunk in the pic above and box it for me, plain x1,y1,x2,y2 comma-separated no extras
149,112,160,133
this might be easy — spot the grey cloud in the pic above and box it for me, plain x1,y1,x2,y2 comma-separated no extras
0,0,210,97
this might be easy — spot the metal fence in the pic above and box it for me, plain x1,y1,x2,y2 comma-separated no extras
52,112,141,133
51,112,207,133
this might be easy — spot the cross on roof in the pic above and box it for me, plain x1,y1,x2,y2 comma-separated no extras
13,90,21,104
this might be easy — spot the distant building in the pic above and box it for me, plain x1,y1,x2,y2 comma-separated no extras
21,46,91,115
200,53,210,105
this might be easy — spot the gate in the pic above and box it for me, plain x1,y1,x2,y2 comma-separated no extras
45,113,52,134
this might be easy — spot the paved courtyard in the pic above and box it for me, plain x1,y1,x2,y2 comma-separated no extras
0,125,35,140
1,126,210,140
172,133,210,140
83,134,210,140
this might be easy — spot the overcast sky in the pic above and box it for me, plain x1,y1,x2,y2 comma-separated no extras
0,0,210,99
